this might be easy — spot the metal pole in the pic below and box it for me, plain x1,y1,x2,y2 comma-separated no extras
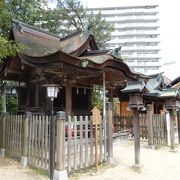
133,109,140,165
50,98,55,180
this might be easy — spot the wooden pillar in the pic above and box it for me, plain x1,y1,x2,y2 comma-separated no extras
66,86,72,116
103,72,107,160
54,111,68,180
146,104,154,146
35,84,39,107
177,110,180,144
169,110,175,151
1,81,6,113
21,111,31,167
108,88,114,113
0,113,7,157
106,102,113,163
108,88,113,104
26,83,30,111
133,109,140,166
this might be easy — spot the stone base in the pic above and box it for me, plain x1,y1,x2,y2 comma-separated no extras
131,164,143,173
169,149,177,153
53,169,68,180
146,145,156,149
21,156,28,167
0,148,5,157
107,156,114,164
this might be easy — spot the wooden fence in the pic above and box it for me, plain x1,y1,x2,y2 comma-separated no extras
152,114,167,147
28,115,50,169
0,113,106,173
113,114,148,139
64,116,106,172
4,114,23,159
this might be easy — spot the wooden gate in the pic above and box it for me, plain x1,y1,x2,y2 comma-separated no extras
152,114,167,148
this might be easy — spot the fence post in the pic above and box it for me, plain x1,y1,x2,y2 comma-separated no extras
146,104,154,147
54,111,68,180
21,111,31,167
169,110,175,151
133,109,141,168
0,113,7,157
177,110,180,144
106,102,113,164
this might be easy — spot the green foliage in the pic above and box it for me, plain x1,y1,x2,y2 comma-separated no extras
1,0,113,53
0,1,19,61
87,12,114,49
0,37,20,62
0,95,17,114
6,96,17,114
91,86,103,109
5,0,49,27
48,0,114,49
0,1,12,37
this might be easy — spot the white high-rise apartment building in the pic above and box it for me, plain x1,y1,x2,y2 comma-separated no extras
86,0,161,75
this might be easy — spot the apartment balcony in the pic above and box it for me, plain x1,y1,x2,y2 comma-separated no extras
121,53,161,59
116,26,160,32
110,41,160,48
108,36,160,44
105,15,159,22
126,61,161,67
111,30,160,36
107,18,159,24
107,39,160,45
115,22,160,29
90,6,159,15
120,48,160,53
127,57,161,61
110,34,160,43
121,46,160,51
129,67,160,75
101,11,159,18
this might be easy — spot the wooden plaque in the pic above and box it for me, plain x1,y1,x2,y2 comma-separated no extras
92,107,101,125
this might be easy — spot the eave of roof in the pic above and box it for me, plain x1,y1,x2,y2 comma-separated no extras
121,80,149,93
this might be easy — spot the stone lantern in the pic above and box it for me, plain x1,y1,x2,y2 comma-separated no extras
121,81,148,169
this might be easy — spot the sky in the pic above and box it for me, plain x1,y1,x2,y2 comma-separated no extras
49,0,180,80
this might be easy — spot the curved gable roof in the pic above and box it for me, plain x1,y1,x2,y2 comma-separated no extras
12,19,98,57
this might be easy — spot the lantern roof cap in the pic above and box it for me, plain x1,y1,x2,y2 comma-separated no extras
121,80,149,94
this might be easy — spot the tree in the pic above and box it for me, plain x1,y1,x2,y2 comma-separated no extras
46,0,114,49
6,0,49,26
0,1,18,61
2,0,113,50
0,0,53,60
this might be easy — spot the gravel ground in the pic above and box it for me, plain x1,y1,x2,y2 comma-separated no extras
0,157,48,180
1,140,180,180
70,140,180,180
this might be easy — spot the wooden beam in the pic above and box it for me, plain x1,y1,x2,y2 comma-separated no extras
66,86,72,116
